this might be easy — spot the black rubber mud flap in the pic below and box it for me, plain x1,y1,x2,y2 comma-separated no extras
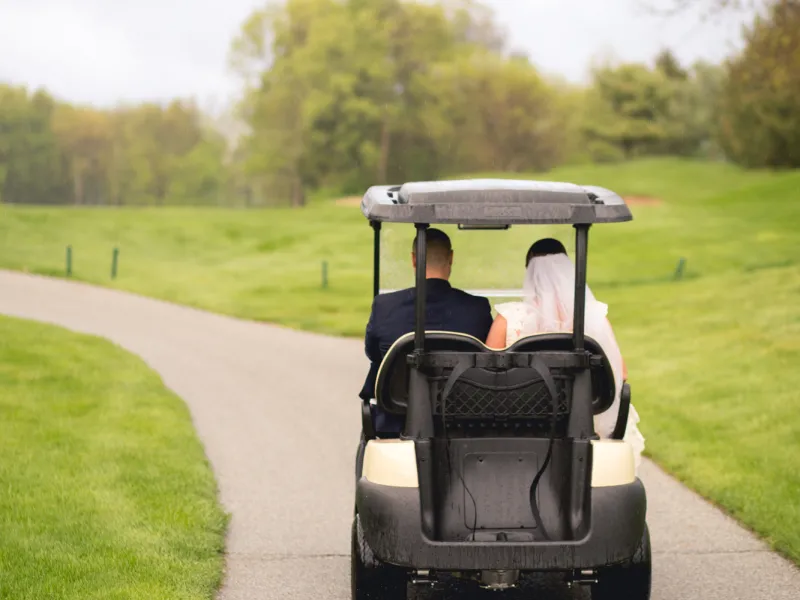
592,523,652,600
351,515,407,600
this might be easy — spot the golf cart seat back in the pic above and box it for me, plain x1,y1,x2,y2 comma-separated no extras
375,331,615,436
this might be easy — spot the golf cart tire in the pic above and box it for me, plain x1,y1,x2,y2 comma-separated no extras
351,515,407,600
592,523,652,600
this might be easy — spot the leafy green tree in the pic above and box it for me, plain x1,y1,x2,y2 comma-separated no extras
0,85,70,204
229,0,575,198
430,51,571,174
582,62,676,159
581,53,723,161
230,0,339,206
231,0,463,197
674,60,727,159
655,49,688,81
166,136,227,205
717,0,800,167
102,100,221,205
656,52,723,157
52,104,113,204
1,84,230,206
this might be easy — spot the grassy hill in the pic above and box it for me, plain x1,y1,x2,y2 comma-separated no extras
1,157,798,563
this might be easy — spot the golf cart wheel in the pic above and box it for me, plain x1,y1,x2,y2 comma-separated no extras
592,523,652,600
351,515,407,600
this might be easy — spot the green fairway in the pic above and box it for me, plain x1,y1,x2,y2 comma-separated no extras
0,157,798,563
0,316,227,600
1,158,797,336
612,264,800,563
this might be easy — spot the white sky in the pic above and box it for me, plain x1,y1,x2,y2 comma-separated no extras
0,0,754,110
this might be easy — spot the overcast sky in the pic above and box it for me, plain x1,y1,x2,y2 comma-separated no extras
0,0,754,110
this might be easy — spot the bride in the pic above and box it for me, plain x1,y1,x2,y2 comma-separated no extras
485,238,645,471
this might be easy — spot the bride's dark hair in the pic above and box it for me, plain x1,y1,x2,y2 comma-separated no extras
525,238,567,266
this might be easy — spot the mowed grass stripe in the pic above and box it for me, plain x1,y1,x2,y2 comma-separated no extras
0,315,227,600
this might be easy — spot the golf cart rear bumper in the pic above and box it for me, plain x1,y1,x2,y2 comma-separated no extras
355,478,646,571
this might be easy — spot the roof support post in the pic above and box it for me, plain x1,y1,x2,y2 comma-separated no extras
573,224,590,351
371,220,381,298
406,223,435,453
414,223,428,353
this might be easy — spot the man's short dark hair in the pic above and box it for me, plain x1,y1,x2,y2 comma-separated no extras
411,228,452,253
526,237,567,266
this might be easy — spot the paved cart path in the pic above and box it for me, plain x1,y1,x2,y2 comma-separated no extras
1,270,797,600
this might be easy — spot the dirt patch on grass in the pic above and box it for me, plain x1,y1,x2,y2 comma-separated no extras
334,196,362,206
624,195,662,206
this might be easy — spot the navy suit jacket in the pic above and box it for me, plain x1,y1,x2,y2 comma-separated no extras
359,278,494,433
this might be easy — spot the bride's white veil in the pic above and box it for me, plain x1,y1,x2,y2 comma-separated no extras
521,252,628,442
521,253,608,335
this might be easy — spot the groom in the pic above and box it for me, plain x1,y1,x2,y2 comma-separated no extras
358,228,494,435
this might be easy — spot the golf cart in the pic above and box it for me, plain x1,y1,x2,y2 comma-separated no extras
352,180,650,599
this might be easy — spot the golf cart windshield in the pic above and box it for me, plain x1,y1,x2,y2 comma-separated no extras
367,179,632,301
378,223,573,300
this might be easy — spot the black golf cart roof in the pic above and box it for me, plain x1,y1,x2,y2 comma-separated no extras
361,179,632,225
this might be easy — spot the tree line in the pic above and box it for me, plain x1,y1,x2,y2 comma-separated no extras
1,0,798,207
0,87,228,205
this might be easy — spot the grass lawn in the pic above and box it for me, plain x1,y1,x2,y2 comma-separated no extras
0,157,798,564
0,315,227,600
611,264,800,563
1,158,797,336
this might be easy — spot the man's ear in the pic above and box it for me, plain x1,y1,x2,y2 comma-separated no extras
411,252,417,268
448,250,454,265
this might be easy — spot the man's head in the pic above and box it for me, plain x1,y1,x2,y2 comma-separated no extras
525,237,567,266
411,228,453,279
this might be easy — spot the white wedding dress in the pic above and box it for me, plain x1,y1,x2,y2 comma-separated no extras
494,253,645,472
